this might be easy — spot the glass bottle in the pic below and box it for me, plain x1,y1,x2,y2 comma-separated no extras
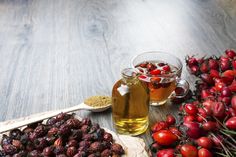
112,68,149,136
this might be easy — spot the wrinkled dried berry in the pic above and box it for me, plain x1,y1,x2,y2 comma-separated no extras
9,129,22,140
68,129,82,141
12,139,23,149
66,118,81,129
20,134,29,145
47,127,59,136
66,139,78,148
34,138,48,150
45,136,56,145
82,134,93,141
103,132,113,142
3,144,18,155
34,125,47,137
79,141,91,148
25,141,34,151
101,149,112,157
56,154,67,157
43,146,54,156
54,137,63,146
66,146,77,157
81,118,92,126
74,151,87,157
89,141,103,153
102,141,112,149
111,143,124,155
54,146,65,155
81,125,90,133
58,124,71,136
12,150,27,157
46,117,57,125
22,127,34,134
1,134,12,147
56,113,72,121
28,150,41,157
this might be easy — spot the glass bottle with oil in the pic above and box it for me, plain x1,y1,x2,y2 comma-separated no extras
112,68,149,136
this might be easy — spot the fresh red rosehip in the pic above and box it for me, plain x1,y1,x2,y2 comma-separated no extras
190,65,199,75
183,115,196,123
231,95,236,111
225,117,236,130
228,107,236,117
212,102,225,118
202,121,217,131
151,121,168,132
215,82,226,92
222,97,231,105
152,130,178,146
221,87,232,97
200,62,208,73
198,148,213,157
197,108,207,122
201,74,214,85
225,49,236,59
220,61,231,72
209,69,220,78
208,59,219,70
163,65,171,72
157,148,175,157
232,59,236,69
180,144,198,157
166,115,176,125
187,57,198,67
212,135,223,147
201,90,212,99
183,122,201,139
169,127,181,136
197,137,213,149
150,69,161,75
184,103,198,115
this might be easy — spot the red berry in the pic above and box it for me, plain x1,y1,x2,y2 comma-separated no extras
197,137,213,149
151,121,168,132
150,69,161,75
208,59,219,70
163,65,171,72
184,103,198,115
201,74,214,85
209,69,220,78
166,115,176,125
198,148,213,157
200,62,208,73
190,65,199,75
221,87,231,97
187,57,198,67
225,49,236,59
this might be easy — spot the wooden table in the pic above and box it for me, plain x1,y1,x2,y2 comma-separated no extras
0,0,236,148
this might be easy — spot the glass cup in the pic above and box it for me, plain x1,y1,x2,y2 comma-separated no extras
131,51,189,106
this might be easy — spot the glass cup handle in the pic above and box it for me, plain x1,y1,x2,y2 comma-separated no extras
172,78,190,98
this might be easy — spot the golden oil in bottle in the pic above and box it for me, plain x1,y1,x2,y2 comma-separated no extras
112,68,149,136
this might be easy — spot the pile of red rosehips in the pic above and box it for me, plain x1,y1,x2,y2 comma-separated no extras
150,49,236,157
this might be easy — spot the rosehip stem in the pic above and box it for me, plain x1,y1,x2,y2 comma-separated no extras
213,117,228,130
210,133,233,157
216,152,230,157
222,129,236,135
197,113,208,122
220,130,236,145
223,139,236,149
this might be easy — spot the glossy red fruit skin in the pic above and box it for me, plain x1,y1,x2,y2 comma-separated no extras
221,87,232,97
225,117,236,130
201,90,212,99
231,95,236,111
228,107,236,117
198,148,213,157
197,108,207,122
183,122,201,139
232,60,236,69
197,137,213,149
220,61,231,72
184,103,198,115
163,65,170,72
152,130,178,146
209,69,220,78
166,115,176,125
225,49,236,59
190,66,199,75
201,74,214,85
169,127,181,137
156,148,175,157
150,69,161,75
183,115,195,123
151,121,168,133
208,59,219,70
187,57,198,67
180,144,198,157
213,102,225,118
202,121,217,131
200,62,208,73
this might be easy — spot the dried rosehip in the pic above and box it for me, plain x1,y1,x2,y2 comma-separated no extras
1,134,12,147
3,144,18,155
34,125,48,137
56,154,67,157
12,139,23,149
28,150,41,157
12,150,27,157
54,146,65,155
47,127,59,136
22,127,34,134
66,118,81,129
74,151,87,157
103,132,113,142
54,137,63,146
66,146,77,157
46,117,57,125
34,137,48,150
9,129,22,140
81,118,92,126
43,146,54,156
111,143,125,155
66,139,78,148
20,134,29,145
82,134,93,141
56,113,72,121
89,141,103,153
45,136,56,145
25,141,34,152
58,124,71,136
101,141,112,149
81,125,90,133
68,130,82,141
101,149,112,157
79,141,91,148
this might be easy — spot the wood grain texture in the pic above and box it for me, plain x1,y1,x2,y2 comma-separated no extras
0,0,236,147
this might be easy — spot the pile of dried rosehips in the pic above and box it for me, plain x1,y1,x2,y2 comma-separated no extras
0,113,125,157
150,49,236,157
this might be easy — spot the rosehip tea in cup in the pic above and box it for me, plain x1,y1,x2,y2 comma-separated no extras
131,51,189,106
